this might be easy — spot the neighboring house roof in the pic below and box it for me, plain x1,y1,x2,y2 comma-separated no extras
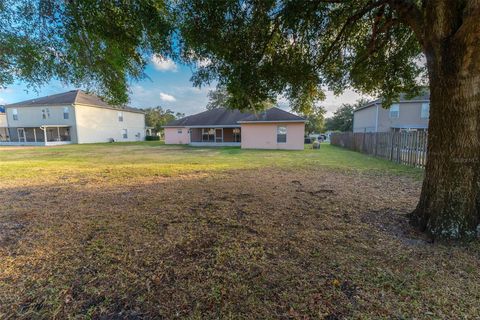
164,107,305,127
355,92,430,112
5,90,144,114
238,107,305,123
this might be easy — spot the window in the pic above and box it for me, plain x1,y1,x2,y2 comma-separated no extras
118,111,124,122
177,129,183,134
389,104,400,118
12,108,18,120
421,103,430,119
63,107,69,119
42,108,50,119
232,128,241,142
277,126,287,143
122,129,128,139
202,128,215,142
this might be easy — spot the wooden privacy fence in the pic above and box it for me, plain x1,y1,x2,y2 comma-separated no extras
330,131,428,168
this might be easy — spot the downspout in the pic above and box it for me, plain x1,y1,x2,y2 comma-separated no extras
71,103,79,143
375,103,379,132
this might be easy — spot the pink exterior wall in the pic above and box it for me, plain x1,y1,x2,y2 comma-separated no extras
164,127,190,144
241,122,305,150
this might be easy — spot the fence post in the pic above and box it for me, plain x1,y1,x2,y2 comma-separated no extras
362,129,366,153
389,132,395,161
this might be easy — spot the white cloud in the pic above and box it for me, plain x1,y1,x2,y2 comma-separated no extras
159,92,176,102
151,54,177,72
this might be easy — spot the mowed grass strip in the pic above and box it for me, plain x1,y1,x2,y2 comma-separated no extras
0,142,422,184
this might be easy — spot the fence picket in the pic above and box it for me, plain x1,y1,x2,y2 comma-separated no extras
330,131,428,168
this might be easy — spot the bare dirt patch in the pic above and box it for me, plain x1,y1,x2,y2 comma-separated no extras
0,167,479,319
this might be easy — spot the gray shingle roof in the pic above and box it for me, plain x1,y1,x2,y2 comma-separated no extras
239,107,305,122
164,107,304,127
6,90,144,114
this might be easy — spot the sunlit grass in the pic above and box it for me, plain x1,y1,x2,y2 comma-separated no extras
0,142,423,183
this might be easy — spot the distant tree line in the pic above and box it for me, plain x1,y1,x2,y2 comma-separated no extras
143,107,185,135
325,99,369,132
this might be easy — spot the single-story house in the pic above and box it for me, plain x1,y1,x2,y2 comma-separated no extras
163,107,305,150
353,93,430,133
0,90,146,145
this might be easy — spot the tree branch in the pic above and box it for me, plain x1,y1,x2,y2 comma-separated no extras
317,0,389,66
388,0,424,45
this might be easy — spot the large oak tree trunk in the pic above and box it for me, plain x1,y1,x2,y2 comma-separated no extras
410,1,480,239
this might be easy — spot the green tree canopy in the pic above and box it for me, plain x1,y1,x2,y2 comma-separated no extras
144,107,184,132
302,106,326,135
0,0,172,104
177,0,426,113
206,88,229,110
326,99,369,132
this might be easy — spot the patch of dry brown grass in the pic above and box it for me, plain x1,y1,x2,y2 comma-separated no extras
0,165,479,319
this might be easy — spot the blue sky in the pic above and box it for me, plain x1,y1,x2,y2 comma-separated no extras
0,56,366,117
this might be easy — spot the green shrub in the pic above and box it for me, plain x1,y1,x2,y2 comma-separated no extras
145,135,160,141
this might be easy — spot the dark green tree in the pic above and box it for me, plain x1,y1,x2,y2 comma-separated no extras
178,0,480,239
144,107,184,133
303,106,326,135
326,99,369,132
0,0,172,104
206,88,229,110
325,105,355,132
206,87,275,110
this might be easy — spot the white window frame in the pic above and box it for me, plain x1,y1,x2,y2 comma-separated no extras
118,111,124,122
63,107,70,120
421,103,430,119
122,129,128,139
41,108,50,120
389,104,400,119
12,108,18,121
277,126,287,143
177,129,183,134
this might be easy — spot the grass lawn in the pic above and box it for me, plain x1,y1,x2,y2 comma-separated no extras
0,142,478,319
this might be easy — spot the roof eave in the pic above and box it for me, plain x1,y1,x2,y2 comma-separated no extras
238,120,306,123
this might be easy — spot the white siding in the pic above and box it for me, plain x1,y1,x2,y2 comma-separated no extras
0,113,7,127
74,104,145,143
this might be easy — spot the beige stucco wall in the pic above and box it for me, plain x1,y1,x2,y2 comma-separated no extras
74,104,145,143
354,101,430,132
377,102,429,131
240,122,305,150
5,105,78,142
353,105,378,132
0,113,7,127
164,127,190,144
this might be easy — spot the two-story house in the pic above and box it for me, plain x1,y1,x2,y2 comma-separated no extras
0,90,146,145
353,93,430,133
0,106,7,141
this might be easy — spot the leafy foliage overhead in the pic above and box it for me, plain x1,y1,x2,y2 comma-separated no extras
178,0,427,113
0,0,172,104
